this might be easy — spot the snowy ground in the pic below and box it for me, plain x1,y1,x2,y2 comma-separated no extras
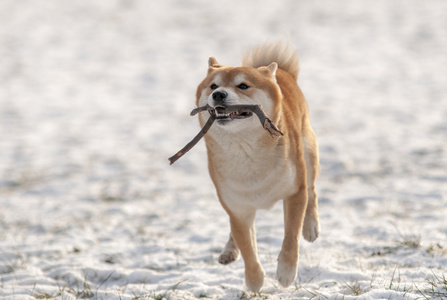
1,0,446,299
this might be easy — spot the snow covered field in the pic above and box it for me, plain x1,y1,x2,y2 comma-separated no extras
1,0,446,299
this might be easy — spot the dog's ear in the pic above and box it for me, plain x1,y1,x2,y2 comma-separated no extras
258,62,278,81
208,57,220,67
267,62,278,76
208,57,222,74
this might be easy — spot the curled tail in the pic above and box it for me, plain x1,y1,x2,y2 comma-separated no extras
242,39,300,80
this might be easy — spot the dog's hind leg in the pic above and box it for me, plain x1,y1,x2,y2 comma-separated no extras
302,129,320,242
218,233,240,264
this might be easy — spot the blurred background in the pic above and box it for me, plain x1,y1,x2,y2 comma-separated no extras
1,0,446,298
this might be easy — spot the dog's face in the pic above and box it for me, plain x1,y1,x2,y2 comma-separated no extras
196,57,281,133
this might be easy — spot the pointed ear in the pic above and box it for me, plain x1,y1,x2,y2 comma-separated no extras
208,56,219,67
258,62,278,80
207,56,221,74
267,62,278,76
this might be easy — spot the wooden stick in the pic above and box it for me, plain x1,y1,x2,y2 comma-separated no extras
191,104,283,137
169,104,282,165
190,105,210,116
220,105,283,137
168,114,216,165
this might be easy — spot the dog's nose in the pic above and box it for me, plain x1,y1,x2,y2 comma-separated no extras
212,91,228,103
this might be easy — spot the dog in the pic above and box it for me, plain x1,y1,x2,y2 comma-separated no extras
195,40,320,291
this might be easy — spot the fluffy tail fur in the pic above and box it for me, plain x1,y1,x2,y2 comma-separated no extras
242,40,300,80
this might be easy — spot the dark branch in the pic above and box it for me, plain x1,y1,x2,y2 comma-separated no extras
169,104,283,165
218,105,283,137
168,114,216,165
190,105,210,116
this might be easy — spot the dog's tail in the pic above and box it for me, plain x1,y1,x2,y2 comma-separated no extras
242,39,299,80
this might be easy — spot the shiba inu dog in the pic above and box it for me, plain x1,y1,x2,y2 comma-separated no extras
195,40,320,291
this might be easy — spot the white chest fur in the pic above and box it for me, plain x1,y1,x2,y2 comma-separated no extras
208,130,298,213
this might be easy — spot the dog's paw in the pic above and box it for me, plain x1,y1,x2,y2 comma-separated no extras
245,264,265,292
218,249,240,265
276,253,297,288
302,215,320,243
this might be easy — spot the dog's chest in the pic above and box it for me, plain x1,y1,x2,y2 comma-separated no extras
211,142,298,211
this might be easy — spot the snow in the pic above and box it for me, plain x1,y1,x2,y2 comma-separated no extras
1,0,446,299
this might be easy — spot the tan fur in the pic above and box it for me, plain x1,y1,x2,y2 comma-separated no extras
195,41,320,291
242,39,300,80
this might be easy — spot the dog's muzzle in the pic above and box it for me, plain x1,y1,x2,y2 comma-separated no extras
212,91,228,106
208,106,253,120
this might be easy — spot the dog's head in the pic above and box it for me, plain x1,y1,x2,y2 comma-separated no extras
196,57,281,133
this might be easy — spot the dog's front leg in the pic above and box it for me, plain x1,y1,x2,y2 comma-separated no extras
277,187,308,288
228,209,264,292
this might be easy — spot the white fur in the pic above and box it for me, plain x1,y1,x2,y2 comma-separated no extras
207,87,239,107
213,73,224,86
233,74,247,85
218,155,297,214
302,216,319,242
276,252,298,288
206,122,297,215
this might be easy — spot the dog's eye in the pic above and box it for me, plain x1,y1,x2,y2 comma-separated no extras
237,83,250,90
210,83,218,90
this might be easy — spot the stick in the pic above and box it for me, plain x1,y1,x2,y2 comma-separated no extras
190,105,210,116
222,105,283,137
191,104,283,137
169,104,282,164
168,114,216,165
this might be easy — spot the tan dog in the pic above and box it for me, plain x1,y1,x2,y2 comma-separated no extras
196,41,320,291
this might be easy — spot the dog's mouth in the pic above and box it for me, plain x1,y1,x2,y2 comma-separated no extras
208,106,253,121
